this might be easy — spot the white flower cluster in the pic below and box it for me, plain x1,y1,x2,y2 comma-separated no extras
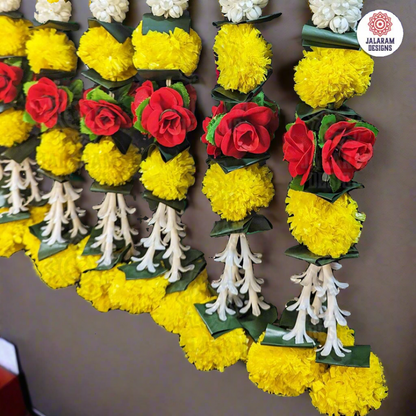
219,0,269,24
146,0,189,19
90,0,129,23
35,0,72,24
0,0,21,13
310,0,363,34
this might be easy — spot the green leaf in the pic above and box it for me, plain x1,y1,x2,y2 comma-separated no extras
316,345,371,368
22,111,36,125
59,86,74,106
5,57,23,67
137,69,197,84
0,11,23,19
82,69,136,91
133,97,151,134
194,303,242,339
82,227,126,257
0,211,30,224
142,189,187,212
207,152,270,174
318,114,337,148
213,12,282,27
210,214,272,238
2,136,39,163
142,12,191,35
169,82,190,108
252,91,265,107
289,175,305,192
38,169,71,183
296,102,362,124
32,20,80,32
87,87,117,104
23,81,36,96
353,121,379,137
329,175,342,192
112,130,132,155
37,69,77,80
205,114,225,146
261,324,316,348
90,180,135,195
68,79,83,101
285,244,359,266
158,140,190,163
88,18,133,43
120,250,167,280
92,244,132,272
238,305,278,342
286,122,295,132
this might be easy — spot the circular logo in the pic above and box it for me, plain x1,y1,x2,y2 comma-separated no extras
357,10,404,57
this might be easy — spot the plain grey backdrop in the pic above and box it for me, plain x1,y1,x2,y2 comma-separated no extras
1,1,415,415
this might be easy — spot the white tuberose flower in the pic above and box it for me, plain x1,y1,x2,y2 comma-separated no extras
309,0,363,34
35,0,72,24
90,0,129,23
219,0,269,24
146,0,189,19
0,0,21,13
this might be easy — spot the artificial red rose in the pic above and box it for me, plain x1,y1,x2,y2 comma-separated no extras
215,102,278,159
131,80,154,124
201,102,226,158
26,78,68,128
322,121,377,182
283,118,315,185
0,62,23,104
80,99,132,136
141,87,197,148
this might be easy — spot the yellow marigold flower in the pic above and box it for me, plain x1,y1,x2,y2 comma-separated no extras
247,333,325,396
294,47,374,109
308,325,355,347
214,24,272,94
179,300,250,372
77,27,136,82
76,237,101,273
203,163,274,222
132,22,201,76
0,17,31,57
108,271,170,315
77,267,119,313
82,137,141,186
29,205,50,225
151,270,212,333
310,353,388,416
26,28,77,74
140,149,195,201
24,230,80,289
286,190,364,258
36,128,83,176
0,109,32,147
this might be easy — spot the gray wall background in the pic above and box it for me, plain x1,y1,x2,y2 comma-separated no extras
1,1,415,415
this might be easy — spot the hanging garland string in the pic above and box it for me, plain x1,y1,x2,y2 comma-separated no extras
246,2,388,415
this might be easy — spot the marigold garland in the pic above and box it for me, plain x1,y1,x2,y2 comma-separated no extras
77,26,136,82
36,128,83,176
0,16,31,57
286,189,364,258
132,22,202,76
202,162,275,222
26,28,77,74
294,47,374,109
0,109,32,147
140,148,195,201
214,23,272,94
82,137,141,186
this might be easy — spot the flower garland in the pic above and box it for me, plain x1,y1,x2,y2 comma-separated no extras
246,4,388,415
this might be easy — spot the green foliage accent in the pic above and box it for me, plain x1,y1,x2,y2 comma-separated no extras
23,81,36,96
80,118,98,141
353,121,379,137
329,175,342,192
68,79,84,101
86,87,117,104
205,114,225,146
133,97,151,134
318,114,337,148
60,86,74,106
289,175,305,192
23,111,36,125
169,82,190,108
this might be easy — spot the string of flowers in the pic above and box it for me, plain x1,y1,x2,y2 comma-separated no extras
177,1,282,373
246,3,388,415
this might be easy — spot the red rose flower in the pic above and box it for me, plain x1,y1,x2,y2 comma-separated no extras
283,118,315,185
0,62,23,104
201,102,226,158
215,102,278,159
141,87,197,148
322,121,377,182
80,99,132,136
26,78,68,128
131,80,154,124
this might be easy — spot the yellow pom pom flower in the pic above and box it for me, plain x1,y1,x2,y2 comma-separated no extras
179,301,250,372
140,149,195,201
151,270,212,333
24,231,81,290
247,333,325,396
26,28,77,73
0,17,31,57
132,22,201,76
36,128,83,176
308,325,355,347
214,24,272,94
0,109,32,147
286,190,364,258
310,353,388,416
108,272,170,315
294,47,374,109
77,27,136,82
203,163,274,222
82,137,141,186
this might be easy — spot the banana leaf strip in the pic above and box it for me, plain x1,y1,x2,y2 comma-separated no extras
316,345,371,368
261,324,316,348
142,12,191,34
213,12,282,27
285,244,359,265
88,18,133,43
238,305,278,341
